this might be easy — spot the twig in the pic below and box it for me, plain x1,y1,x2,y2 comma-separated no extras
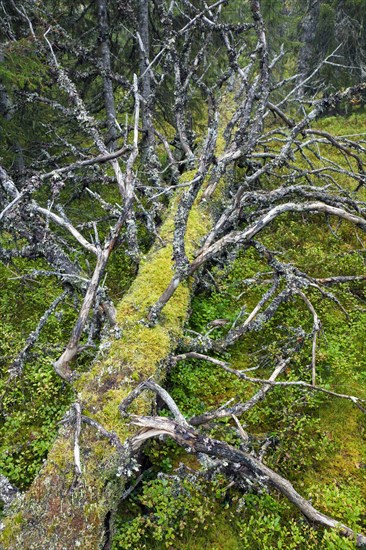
73,403,82,475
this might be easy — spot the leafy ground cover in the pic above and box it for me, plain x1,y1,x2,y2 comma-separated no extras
113,111,366,549
1,112,365,547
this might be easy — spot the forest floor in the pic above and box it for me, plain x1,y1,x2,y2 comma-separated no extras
1,111,366,549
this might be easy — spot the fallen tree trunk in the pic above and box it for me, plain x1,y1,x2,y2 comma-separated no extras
0,188,212,549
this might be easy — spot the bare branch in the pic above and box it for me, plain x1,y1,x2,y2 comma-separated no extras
10,289,69,377
33,204,98,255
129,415,366,547
73,403,82,475
120,378,189,427
296,291,321,386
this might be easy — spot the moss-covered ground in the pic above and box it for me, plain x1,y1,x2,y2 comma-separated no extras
1,109,365,548
112,111,366,549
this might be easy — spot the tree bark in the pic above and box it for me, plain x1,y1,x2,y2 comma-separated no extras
138,0,154,157
297,0,320,96
0,48,25,174
97,0,117,151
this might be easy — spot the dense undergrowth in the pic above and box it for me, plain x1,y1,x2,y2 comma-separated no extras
1,111,365,546
112,111,366,549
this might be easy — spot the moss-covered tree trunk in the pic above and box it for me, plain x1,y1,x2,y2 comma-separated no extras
0,191,211,549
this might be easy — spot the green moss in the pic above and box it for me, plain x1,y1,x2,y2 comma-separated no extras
0,513,23,545
1,170,217,548
132,114,366,548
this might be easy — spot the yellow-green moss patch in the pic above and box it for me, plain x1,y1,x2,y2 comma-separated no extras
1,180,217,549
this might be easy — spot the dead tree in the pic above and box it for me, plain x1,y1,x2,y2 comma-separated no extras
0,0,366,548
